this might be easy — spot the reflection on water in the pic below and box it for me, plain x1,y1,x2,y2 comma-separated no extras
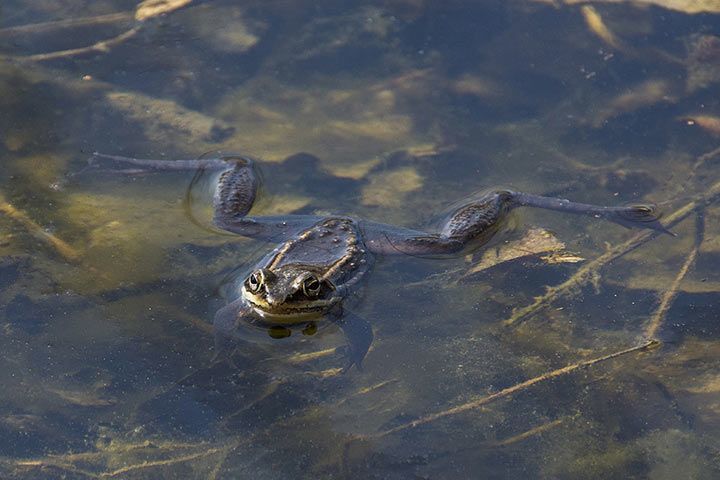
1,1,720,478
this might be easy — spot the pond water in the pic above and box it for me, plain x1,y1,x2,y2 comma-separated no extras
1,1,720,478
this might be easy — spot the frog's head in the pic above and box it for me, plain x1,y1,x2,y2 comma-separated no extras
241,265,339,322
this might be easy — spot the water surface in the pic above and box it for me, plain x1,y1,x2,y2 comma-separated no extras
1,1,720,478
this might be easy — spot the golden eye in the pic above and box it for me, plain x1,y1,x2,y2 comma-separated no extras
302,275,321,297
246,270,263,293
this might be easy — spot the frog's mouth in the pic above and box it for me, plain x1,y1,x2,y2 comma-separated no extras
245,296,338,324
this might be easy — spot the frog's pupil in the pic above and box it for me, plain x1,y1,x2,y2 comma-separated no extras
248,273,260,291
304,277,320,295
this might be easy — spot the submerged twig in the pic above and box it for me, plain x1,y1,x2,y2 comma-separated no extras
100,446,224,478
22,27,141,62
219,379,285,427
581,5,624,50
163,305,214,334
335,379,400,407
504,177,720,327
135,0,194,21
687,145,720,186
364,339,657,439
485,417,565,447
579,5,682,65
11,1,194,62
207,439,243,480
0,12,132,36
644,208,705,340
0,192,80,262
12,442,227,479
282,347,339,364
11,460,98,479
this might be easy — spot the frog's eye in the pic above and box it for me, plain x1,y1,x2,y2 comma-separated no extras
246,270,264,293
302,275,322,297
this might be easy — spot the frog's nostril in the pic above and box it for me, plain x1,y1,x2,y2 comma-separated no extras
266,294,283,306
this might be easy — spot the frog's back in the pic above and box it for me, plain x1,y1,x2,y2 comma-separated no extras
264,217,369,286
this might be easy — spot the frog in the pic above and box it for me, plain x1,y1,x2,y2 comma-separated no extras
83,153,670,371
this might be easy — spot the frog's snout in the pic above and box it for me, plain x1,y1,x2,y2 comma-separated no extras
265,294,285,306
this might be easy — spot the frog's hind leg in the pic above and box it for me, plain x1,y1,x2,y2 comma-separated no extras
82,152,238,174
79,153,260,220
361,190,515,256
81,153,318,241
510,192,673,235
362,189,671,256
87,153,261,229
437,190,672,245
86,153,258,219
207,161,321,241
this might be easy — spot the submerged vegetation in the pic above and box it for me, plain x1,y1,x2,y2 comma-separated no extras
1,0,720,478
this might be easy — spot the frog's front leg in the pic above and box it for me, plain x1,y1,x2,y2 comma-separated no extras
212,298,255,361
214,300,372,372
362,189,670,256
84,153,317,241
329,308,374,372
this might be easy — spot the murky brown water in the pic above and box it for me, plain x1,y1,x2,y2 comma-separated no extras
1,1,720,478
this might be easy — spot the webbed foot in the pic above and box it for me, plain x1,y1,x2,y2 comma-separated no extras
606,203,676,236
